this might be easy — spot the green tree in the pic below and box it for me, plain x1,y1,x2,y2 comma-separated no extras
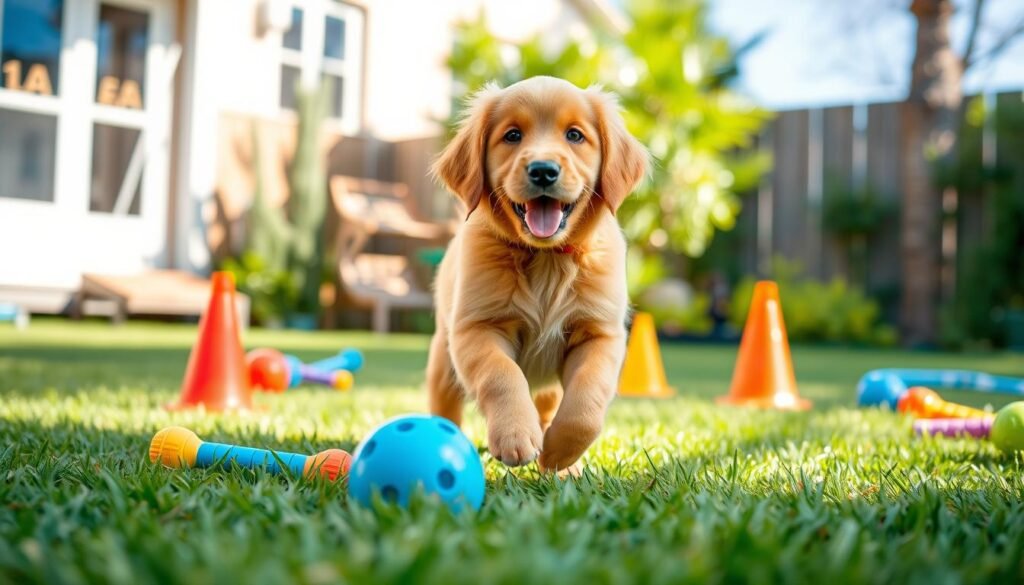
445,0,770,261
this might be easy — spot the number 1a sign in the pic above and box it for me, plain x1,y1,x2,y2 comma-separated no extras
2,61,54,95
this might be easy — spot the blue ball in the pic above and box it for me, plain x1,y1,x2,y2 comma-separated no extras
856,370,907,409
348,414,485,512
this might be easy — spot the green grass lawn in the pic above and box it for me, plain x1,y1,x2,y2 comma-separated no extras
2,320,1023,584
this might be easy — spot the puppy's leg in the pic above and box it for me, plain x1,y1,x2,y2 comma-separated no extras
538,330,624,473
533,385,562,433
451,326,542,467
426,330,464,426
536,385,581,479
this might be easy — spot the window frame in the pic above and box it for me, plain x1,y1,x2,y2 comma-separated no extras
0,0,65,118
279,0,364,136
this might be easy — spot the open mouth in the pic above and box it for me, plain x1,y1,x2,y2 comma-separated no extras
512,196,576,239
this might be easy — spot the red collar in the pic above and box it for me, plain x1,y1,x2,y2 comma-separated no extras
506,241,576,255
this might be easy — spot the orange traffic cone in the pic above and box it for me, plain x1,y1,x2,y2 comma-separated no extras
716,281,810,410
618,312,675,398
169,272,252,411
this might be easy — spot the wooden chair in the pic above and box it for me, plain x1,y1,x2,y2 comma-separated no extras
331,176,454,332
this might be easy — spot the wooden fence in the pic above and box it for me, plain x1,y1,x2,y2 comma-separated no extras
727,91,1023,316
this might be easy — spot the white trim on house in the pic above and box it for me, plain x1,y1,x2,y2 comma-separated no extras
277,0,364,136
173,0,217,274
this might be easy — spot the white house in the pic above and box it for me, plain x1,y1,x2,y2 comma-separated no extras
0,0,623,314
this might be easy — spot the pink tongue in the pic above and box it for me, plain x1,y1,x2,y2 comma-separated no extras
524,198,564,238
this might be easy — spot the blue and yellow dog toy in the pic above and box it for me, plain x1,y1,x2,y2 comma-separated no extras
149,426,351,480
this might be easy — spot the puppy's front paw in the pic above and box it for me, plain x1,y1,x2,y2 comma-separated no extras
487,418,544,467
537,416,603,473
539,460,583,479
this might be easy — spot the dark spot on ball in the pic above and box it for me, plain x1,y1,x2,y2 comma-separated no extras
438,422,456,435
397,422,415,432
362,440,376,457
380,485,399,503
437,469,455,489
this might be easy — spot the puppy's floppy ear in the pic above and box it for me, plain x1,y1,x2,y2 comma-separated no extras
431,84,501,218
587,88,649,214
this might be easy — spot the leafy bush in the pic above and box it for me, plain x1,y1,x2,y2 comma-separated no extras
639,293,713,336
626,248,668,301
729,258,897,345
633,275,713,335
939,96,1024,349
822,182,897,289
221,251,296,327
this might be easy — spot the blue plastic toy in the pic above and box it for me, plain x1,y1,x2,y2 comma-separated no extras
310,349,364,374
283,349,364,389
857,368,1024,409
348,414,485,512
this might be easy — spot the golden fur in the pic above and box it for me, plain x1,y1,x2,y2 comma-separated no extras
428,76,648,473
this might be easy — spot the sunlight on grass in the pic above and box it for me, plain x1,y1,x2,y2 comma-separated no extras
1,321,1023,583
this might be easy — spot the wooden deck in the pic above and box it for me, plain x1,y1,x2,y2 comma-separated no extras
74,270,250,325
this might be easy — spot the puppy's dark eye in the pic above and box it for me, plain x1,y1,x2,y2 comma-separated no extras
566,128,584,143
503,129,522,143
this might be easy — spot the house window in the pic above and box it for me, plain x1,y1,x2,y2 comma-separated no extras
90,3,149,216
1,0,63,95
0,0,63,202
280,1,363,135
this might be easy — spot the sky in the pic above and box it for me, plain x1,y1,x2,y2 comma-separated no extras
688,0,1024,109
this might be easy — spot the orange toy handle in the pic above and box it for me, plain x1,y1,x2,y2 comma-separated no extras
898,387,990,419
932,400,989,420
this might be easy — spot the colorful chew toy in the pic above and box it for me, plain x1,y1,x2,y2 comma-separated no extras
913,418,992,438
857,368,1024,409
149,426,352,480
309,349,364,373
897,387,991,420
913,402,1024,454
247,348,354,392
348,414,485,512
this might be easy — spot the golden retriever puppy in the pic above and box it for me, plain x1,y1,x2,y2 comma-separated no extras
428,76,648,474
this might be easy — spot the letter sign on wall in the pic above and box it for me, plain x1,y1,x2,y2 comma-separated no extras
2,61,54,95
96,75,143,109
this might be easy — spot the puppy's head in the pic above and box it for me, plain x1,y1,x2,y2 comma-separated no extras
433,76,648,249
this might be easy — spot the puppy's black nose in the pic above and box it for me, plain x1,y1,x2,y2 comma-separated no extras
526,160,561,187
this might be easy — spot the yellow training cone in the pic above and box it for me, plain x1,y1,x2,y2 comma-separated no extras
618,312,675,398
